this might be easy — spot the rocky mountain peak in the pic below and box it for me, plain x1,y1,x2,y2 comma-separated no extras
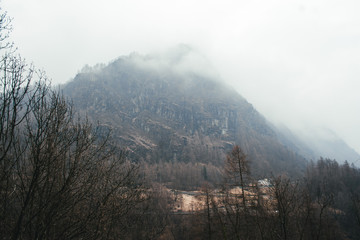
63,49,308,181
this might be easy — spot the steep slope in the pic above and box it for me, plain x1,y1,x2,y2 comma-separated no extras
63,47,307,178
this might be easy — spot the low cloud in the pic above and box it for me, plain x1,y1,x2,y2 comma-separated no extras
129,44,219,80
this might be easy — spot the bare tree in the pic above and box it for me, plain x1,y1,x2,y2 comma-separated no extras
3,87,146,239
0,7,13,50
225,145,250,213
0,10,43,236
270,175,300,240
0,8,149,239
219,145,253,239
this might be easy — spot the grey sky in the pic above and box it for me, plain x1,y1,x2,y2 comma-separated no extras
3,0,360,154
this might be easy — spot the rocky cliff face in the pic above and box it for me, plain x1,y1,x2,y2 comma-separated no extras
63,48,307,177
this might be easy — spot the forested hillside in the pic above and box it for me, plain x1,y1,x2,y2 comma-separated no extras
63,48,307,188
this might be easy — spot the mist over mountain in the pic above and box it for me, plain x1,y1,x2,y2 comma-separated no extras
295,126,359,164
273,123,360,165
62,46,357,182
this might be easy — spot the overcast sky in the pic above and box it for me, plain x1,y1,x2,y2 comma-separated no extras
3,0,360,155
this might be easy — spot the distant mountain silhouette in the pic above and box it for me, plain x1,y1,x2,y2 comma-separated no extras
275,124,360,165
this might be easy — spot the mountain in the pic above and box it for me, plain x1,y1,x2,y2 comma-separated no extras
270,121,360,166
63,46,307,183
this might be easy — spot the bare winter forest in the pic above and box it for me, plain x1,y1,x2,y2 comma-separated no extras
1,6,360,240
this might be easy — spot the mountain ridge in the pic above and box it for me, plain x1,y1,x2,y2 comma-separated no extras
61,47,357,183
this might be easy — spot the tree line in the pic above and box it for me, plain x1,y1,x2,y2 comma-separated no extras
162,148,360,240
